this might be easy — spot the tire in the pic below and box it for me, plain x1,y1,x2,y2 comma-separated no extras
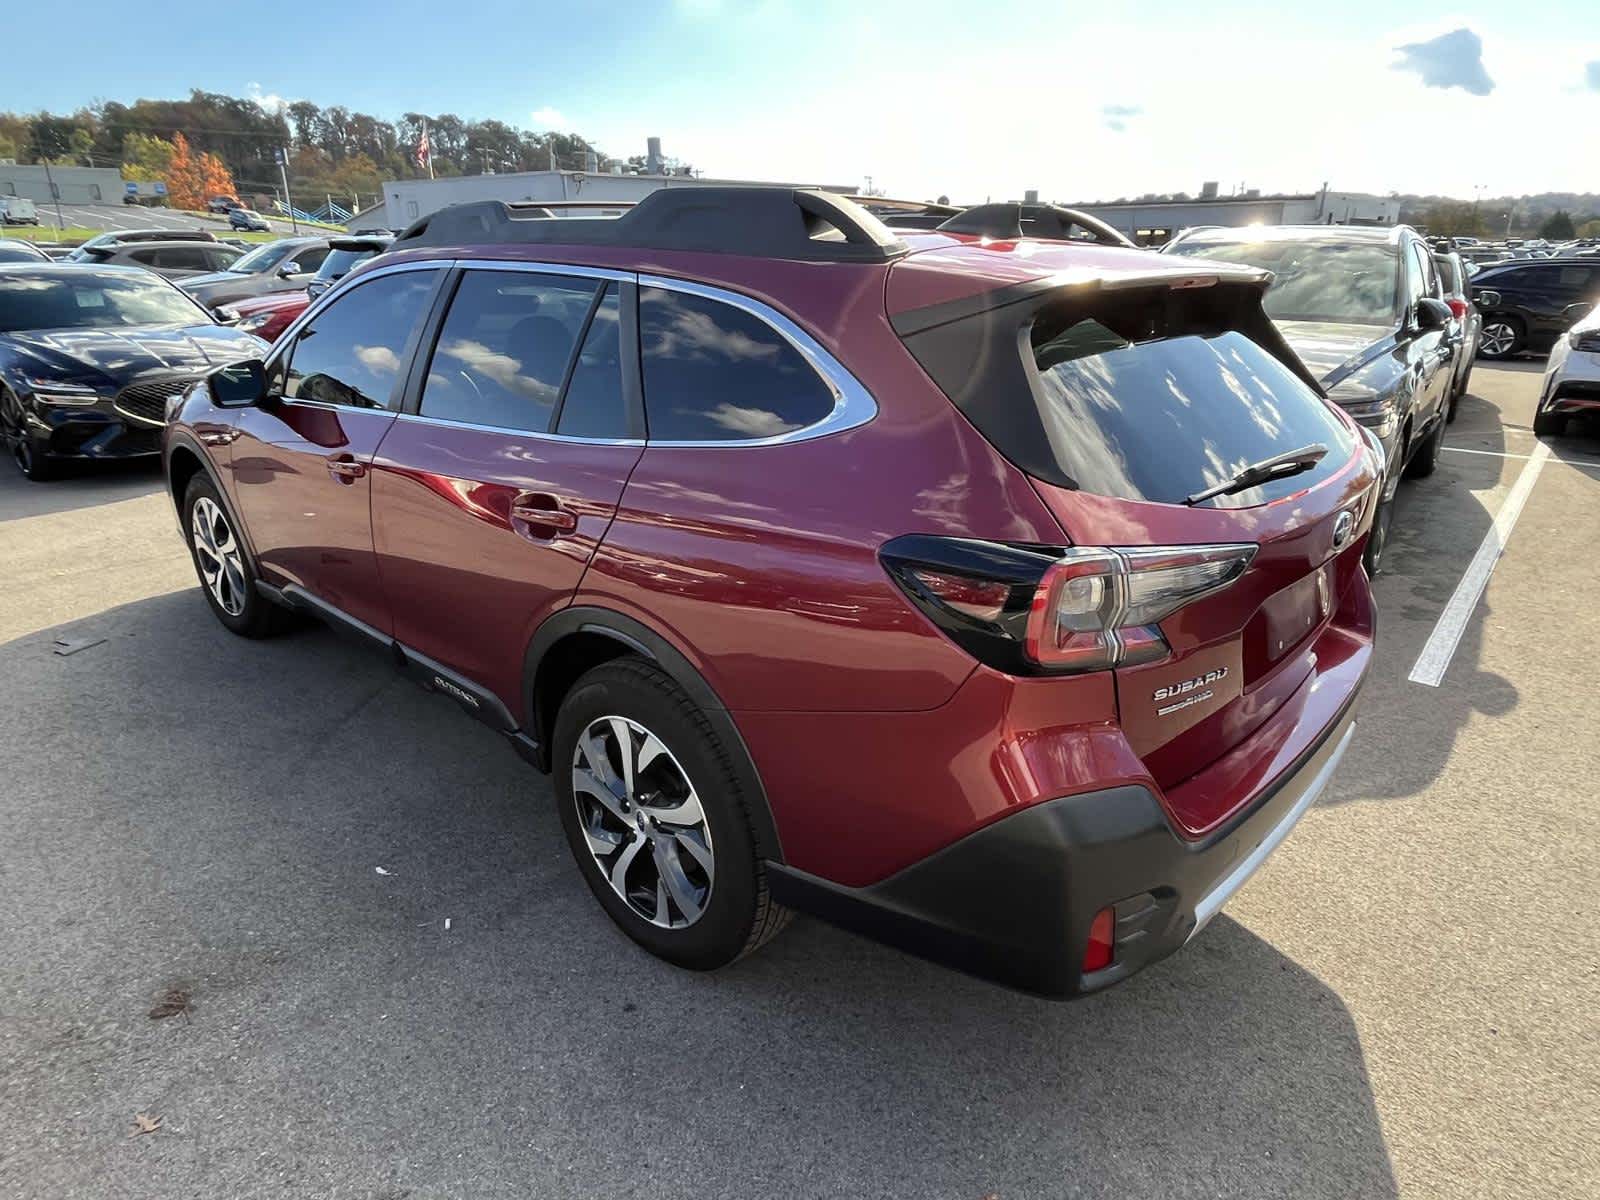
1533,409,1568,438
1477,318,1522,360
1404,415,1445,480
182,473,286,638
552,657,790,971
1,386,55,481
1448,360,1472,423
1363,490,1394,576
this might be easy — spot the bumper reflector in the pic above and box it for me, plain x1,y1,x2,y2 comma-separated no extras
1082,906,1115,973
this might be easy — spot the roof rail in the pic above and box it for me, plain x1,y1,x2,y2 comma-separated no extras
393,188,909,263
936,203,1136,249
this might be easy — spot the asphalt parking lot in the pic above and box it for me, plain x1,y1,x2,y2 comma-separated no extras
1,363,1596,1199
13,201,317,238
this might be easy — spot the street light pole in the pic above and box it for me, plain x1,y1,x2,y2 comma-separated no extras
275,147,298,235
40,158,66,232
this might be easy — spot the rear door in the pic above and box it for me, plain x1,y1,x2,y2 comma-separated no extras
230,264,443,632
371,264,644,712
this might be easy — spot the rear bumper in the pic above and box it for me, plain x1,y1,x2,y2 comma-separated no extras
766,687,1360,999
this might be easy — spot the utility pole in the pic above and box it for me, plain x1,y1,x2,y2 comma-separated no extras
40,159,65,232
275,146,298,234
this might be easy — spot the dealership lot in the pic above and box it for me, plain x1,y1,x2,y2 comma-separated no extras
0,363,1596,1197
10,201,312,238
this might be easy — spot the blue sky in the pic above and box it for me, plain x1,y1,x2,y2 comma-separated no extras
7,1,1598,201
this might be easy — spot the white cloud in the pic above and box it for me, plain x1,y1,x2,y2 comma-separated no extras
246,82,293,113
528,106,567,129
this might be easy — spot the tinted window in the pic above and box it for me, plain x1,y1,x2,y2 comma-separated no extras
556,285,628,438
155,246,211,271
1481,267,1538,289
1557,265,1599,290
420,270,598,431
639,287,834,440
285,245,329,275
126,248,160,265
1436,256,1460,293
316,246,380,282
284,270,437,409
1028,324,1353,507
1166,238,1399,325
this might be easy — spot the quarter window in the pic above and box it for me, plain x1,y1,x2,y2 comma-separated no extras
639,286,835,441
420,271,600,432
555,284,629,439
283,270,438,409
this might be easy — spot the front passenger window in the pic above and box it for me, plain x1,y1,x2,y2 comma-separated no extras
283,270,438,409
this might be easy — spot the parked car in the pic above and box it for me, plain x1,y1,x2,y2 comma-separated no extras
1,198,41,226
1533,302,1600,437
66,228,217,262
73,239,244,280
207,195,243,214
221,233,395,341
0,238,50,264
1434,248,1480,420
1470,258,1600,359
228,208,271,232
177,237,333,314
1164,224,1454,571
163,189,1377,998
0,264,264,480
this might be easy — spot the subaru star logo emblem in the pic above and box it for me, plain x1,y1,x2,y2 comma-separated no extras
1332,510,1355,549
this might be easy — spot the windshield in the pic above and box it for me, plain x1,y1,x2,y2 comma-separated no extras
226,241,292,274
1167,238,1399,325
0,271,208,332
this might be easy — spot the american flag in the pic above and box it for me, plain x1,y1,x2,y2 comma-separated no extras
414,123,431,171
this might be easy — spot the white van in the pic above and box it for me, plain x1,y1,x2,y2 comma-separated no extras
1,198,41,225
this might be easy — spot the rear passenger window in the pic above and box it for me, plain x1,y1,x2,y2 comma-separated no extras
284,269,438,409
421,271,599,432
639,286,834,441
555,285,628,439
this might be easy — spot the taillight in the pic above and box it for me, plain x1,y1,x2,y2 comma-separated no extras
1446,297,1468,319
880,535,1255,675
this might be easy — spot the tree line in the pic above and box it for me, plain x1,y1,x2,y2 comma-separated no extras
0,91,664,212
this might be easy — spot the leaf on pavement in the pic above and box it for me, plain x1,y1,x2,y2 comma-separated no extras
130,1113,162,1136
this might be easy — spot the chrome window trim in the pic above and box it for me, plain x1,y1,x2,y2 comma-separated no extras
637,273,878,447
391,410,643,447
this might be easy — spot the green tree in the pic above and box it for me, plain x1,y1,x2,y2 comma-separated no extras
1577,218,1600,239
120,131,174,181
1539,210,1576,240
1422,201,1485,237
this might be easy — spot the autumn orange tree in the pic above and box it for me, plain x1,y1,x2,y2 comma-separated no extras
163,133,238,210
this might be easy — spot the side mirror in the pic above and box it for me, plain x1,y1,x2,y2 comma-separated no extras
1563,302,1594,326
279,261,302,277
1414,297,1452,332
209,359,267,408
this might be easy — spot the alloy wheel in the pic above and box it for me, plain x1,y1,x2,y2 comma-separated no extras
570,715,715,930
190,496,247,617
1479,322,1517,357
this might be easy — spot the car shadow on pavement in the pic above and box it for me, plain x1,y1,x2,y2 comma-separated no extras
0,457,166,522
1,590,1397,1200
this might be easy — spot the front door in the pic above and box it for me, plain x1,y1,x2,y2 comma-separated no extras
371,267,644,711
230,266,443,633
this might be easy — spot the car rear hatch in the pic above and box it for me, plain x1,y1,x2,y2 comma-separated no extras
888,242,1380,836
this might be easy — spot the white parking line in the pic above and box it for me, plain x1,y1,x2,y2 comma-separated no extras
1409,441,1551,687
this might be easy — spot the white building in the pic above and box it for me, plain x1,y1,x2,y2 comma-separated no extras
1063,186,1401,246
371,169,857,232
0,163,127,205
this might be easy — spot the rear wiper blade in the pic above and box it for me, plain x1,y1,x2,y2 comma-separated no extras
1184,443,1329,506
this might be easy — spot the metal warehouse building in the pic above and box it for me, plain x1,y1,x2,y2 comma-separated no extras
373,168,856,232
1063,185,1400,245
0,164,127,205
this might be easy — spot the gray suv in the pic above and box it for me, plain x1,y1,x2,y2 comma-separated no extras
176,236,333,314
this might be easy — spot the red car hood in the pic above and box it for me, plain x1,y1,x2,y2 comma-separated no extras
229,290,310,316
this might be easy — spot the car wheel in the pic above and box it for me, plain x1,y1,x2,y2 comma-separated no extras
1477,319,1522,360
1533,409,1568,438
182,474,286,638
1404,415,1445,480
1363,490,1395,576
552,657,790,971
1,386,56,481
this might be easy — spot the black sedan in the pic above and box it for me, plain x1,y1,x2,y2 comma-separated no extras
0,238,50,264
0,264,265,480
1470,258,1600,359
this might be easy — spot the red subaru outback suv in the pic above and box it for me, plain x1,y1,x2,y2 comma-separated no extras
163,190,1378,997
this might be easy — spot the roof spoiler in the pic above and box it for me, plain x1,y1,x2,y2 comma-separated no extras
393,188,909,263
937,203,1136,249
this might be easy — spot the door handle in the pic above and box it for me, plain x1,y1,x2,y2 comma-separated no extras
510,492,579,537
326,454,366,482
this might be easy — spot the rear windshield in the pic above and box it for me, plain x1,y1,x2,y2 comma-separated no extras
899,281,1355,507
1030,324,1352,506
316,246,379,280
